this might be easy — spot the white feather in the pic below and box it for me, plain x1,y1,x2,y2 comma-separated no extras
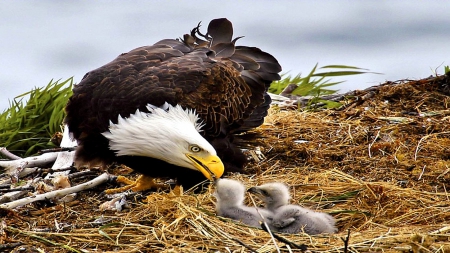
101,103,214,170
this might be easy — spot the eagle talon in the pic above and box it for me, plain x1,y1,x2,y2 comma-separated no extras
116,175,137,185
104,175,167,194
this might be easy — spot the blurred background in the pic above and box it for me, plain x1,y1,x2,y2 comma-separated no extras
1,0,449,111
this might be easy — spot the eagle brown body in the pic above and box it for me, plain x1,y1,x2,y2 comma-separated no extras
65,18,281,189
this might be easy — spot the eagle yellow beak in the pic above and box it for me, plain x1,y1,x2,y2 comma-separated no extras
186,154,224,180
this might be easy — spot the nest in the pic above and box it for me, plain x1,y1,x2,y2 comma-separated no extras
2,74,450,252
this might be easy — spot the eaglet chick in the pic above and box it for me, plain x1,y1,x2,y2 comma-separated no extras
248,182,337,235
214,178,273,228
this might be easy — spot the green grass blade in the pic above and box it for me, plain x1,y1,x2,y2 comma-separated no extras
0,77,73,158
320,65,369,70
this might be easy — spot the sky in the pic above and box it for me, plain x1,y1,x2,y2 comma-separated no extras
1,0,449,112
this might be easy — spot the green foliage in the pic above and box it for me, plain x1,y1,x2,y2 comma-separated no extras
0,78,73,157
270,64,374,96
444,65,450,75
269,64,375,109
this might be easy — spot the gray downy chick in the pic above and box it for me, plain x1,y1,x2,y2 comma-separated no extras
270,204,337,235
248,182,337,235
214,178,273,228
247,182,290,210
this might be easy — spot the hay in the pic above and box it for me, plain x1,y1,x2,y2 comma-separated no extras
2,75,450,252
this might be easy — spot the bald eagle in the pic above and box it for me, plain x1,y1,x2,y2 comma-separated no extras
65,18,281,190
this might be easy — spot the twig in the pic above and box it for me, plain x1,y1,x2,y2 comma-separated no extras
46,167,74,174
410,241,433,253
417,165,426,181
280,83,299,98
369,228,391,248
0,186,34,193
0,190,28,204
247,194,281,253
0,147,21,160
260,223,307,251
368,130,380,158
341,229,351,253
231,238,258,253
437,165,450,179
347,124,354,143
0,242,23,250
443,183,449,202
0,167,39,185
414,131,450,161
0,152,58,180
67,170,97,180
0,173,111,209
38,147,77,154
414,135,428,161
430,225,450,234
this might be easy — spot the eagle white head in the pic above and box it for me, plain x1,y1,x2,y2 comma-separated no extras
102,103,224,180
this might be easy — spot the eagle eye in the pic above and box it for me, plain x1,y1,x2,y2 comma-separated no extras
189,144,202,153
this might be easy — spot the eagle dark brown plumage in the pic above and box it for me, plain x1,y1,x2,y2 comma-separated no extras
65,18,281,189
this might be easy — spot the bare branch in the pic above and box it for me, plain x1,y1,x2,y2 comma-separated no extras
0,147,21,160
0,186,34,193
341,229,351,253
231,238,258,253
0,153,58,183
0,153,58,172
38,147,76,154
0,173,111,209
0,190,28,204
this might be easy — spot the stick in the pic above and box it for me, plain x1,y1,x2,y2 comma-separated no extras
0,186,34,193
0,190,28,205
38,147,76,154
414,132,450,161
0,173,111,209
68,170,97,180
341,229,351,253
260,223,307,250
0,167,39,185
437,166,450,179
247,194,281,253
430,225,450,234
0,147,21,160
0,152,58,176
0,242,23,250
417,165,426,180
231,238,258,253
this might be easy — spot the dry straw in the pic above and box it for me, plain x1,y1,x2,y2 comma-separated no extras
2,75,450,252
